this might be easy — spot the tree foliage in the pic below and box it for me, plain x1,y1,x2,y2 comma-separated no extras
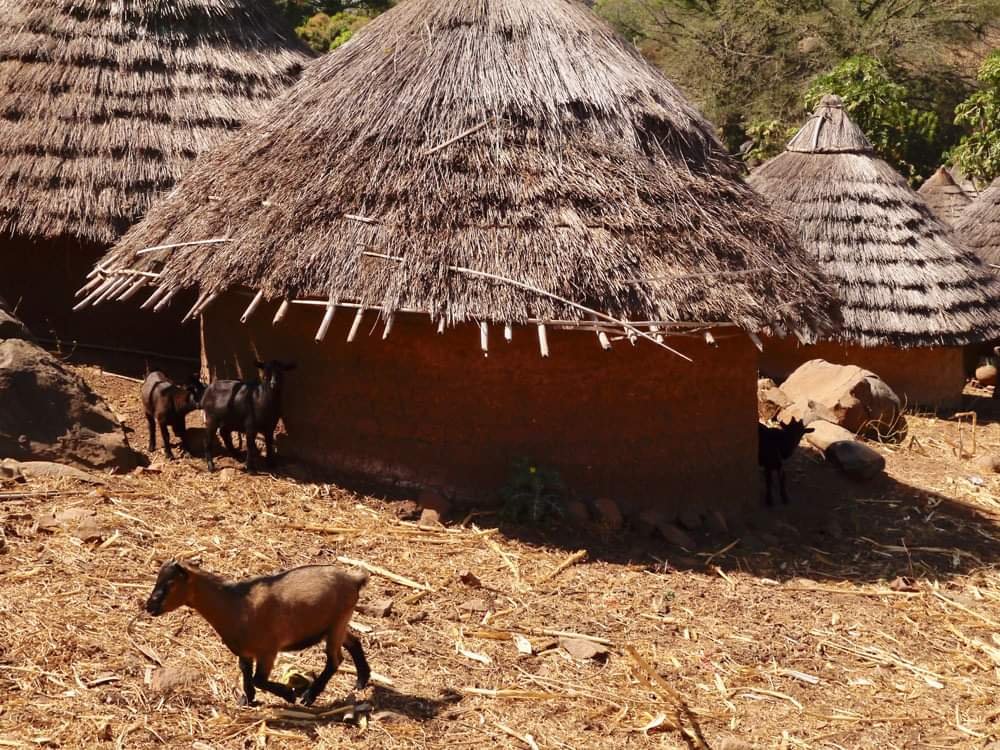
596,0,1000,178
952,51,1000,184
275,1,393,52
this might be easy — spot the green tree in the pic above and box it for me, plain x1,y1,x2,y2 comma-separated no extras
296,11,373,52
805,56,940,180
951,51,1000,184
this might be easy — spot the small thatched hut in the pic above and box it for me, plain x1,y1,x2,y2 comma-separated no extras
749,96,1000,407
96,0,837,518
919,166,973,226
0,0,311,358
955,178,1000,270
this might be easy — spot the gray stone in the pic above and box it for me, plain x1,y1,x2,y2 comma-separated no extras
973,454,1000,474
826,440,885,480
976,364,997,387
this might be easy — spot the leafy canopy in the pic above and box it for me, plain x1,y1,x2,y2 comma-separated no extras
951,51,1000,184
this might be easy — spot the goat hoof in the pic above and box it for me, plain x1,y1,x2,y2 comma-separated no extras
239,696,259,708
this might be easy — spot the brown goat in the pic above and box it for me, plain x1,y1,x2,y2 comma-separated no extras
140,371,205,460
145,560,370,706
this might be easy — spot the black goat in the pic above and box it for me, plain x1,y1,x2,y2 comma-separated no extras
140,372,206,460
757,418,814,506
201,360,296,472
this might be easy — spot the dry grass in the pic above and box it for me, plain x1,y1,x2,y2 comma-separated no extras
3,368,1000,748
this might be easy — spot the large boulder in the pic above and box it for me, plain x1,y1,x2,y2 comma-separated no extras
0,296,32,341
757,378,791,421
780,360,901,435
804,420,885,480
0,338,141,472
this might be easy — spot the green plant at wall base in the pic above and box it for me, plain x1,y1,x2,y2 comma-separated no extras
952,51,1000,185
499,460,567,525
805,56,940,181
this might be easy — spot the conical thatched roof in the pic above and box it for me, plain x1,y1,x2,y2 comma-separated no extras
955,178,1000,268
919,166,972,226
0,0,312,245
748,95,1000,348
99,0,837,337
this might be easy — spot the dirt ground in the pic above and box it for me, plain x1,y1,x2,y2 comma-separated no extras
2,366,1000,749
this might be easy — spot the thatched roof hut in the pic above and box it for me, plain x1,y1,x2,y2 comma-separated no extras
0,0,311,361
749,95,1000,405
955,178,1000,269
96,0,838,519
919,166,973,226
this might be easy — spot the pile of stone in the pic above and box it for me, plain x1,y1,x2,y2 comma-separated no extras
759,359,899,480
0,297,140,473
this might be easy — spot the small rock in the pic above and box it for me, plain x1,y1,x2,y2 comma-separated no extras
14,461,105,484
676,509,703,531
458,571,483,588
976,364,998,387
826,441,885,480
149,665,196,694
418,487,451,515
564,500,590,526
559,637,609,662
973,454,1000,474
73,516,106,543
418,507,443,527
635,508,664,537
658,522,695,550
459,598,491,614
594,498,623,530
97,722,113,742
358,598,393,618
967,475,986,487
705,510,729,535
395,500,421,520
219,467,236,483
37,507,96,533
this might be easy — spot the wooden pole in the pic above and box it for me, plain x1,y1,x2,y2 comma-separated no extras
93,276,131,306
347,308,365,342
537,324,549,358
437,318,446,335
240,290,265,324
73,277,117,311
504,324,513,343
182,293,209,323
272,299,291,325
480,322,489,355
118,277,148,302
315,302,336,342
154,288,180,313
142,285,169,310
382,314,395,340
137,238,231,255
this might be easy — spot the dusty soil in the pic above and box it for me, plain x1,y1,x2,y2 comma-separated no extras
1,367,1000,749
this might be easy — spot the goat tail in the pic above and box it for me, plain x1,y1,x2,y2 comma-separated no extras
348,569,370,591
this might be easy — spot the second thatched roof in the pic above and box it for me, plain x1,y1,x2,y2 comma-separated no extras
918,167,972,226
0,0,312,246
955,178,1000,269
749,95,1000,348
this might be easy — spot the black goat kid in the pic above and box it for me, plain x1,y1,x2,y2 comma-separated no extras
201,360,296,472
141,372,206,460
757,418,814,506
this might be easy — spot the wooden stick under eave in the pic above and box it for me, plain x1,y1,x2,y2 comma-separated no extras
382,314,395,340
182,293,209,324
73,277,117,311
346,308,365,342
118,277,148,302
504,324,513,343
94,276,131,306
142,285,169,311
240,290,265,324
272,299,291,325
437,318,446,335
154,288,180,313
592,316,611,350
537,324,550,358
649,325,664,344
480,322,489,356
315,303,336,342
76,274,105,298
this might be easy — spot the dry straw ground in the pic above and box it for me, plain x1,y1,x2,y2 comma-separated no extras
2,368,1000,749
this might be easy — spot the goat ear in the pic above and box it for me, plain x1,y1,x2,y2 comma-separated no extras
804,427,815,434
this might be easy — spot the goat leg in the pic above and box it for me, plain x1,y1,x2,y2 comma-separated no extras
302,625,348,706
763,468,774,507
160,420,174,460
343,632,370,690
779,465,790,505
244,422,259,473
239,657,257,706
204,417,218,472
264,431,276,468
252,653,296,703
221,430,238,457
146,414,156,452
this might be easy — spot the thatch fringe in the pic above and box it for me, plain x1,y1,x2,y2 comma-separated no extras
749,96,1000,348
0,0,313,245
919,167,973,226
95,0,838,337
955,178,1000,268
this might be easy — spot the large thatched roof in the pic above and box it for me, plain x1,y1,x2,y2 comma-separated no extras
955,178,1000,268
97,0,837,338
0,0,312,245
918,167,972,226
749,95,1000,348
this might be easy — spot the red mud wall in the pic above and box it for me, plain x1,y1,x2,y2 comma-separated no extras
760,338,965,409
203,293,760,520
1,235,198,363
